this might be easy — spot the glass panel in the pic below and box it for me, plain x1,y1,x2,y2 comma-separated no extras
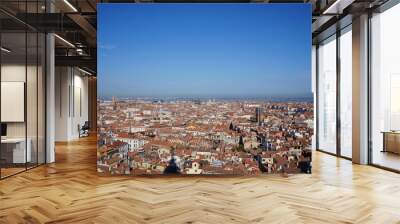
27,31,38,169
339,27,352,158
38,32,45,165
371,4,400,171
26,0,39,169
318,35,337,154
1,31,27,177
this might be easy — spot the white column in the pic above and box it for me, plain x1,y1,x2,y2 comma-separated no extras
46,32,55,163
352,14,369,164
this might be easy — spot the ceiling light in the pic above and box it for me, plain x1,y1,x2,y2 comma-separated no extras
323,0,341,14
323,0,354,15
54,34,75,48
1,47,11,53
63,0,78,12
76,48,85,55
78,67,93,76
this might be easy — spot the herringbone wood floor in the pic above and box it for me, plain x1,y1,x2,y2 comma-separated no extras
1,136,400,224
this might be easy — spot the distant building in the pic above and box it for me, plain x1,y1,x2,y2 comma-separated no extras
115,136,146,151
112,96,117,111
186,162,203,174
255,107,264,125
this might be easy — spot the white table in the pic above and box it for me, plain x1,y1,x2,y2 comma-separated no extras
1,138,31,163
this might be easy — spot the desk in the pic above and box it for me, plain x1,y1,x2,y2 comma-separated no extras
1,138,31,164
382,131,400,154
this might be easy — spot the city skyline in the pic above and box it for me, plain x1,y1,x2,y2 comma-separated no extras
99,95,314,102
98,4,311,98
98,99,313,175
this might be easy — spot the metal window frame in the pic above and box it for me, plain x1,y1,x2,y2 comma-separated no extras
315,20,353,162
315,0,400,172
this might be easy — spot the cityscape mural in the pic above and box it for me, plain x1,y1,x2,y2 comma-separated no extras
97,3,313,175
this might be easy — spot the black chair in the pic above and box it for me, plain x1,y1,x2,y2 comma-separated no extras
79,121,90,138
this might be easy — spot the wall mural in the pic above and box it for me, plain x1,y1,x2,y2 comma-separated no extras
97,3,313,176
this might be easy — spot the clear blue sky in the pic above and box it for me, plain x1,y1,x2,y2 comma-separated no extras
98,4,311,98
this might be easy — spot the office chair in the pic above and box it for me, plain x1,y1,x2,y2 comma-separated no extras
79,121,90,138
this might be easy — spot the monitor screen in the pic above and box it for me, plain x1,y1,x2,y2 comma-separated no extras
1,123,7,137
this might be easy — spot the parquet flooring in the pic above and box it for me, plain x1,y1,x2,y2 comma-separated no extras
1,136,400,224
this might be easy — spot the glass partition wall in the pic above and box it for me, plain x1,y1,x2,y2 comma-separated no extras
339,26,352,159
0,31,27,177
316,1,400,171
317,35,337,155
370,2,400,171
316,25,352,159
0,2,46,179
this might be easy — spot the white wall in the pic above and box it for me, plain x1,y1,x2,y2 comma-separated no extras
1,65,41,138
55,67,89,141
72,73,89,138
1,65,26,138
55,66,69,141
1,63,46,164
